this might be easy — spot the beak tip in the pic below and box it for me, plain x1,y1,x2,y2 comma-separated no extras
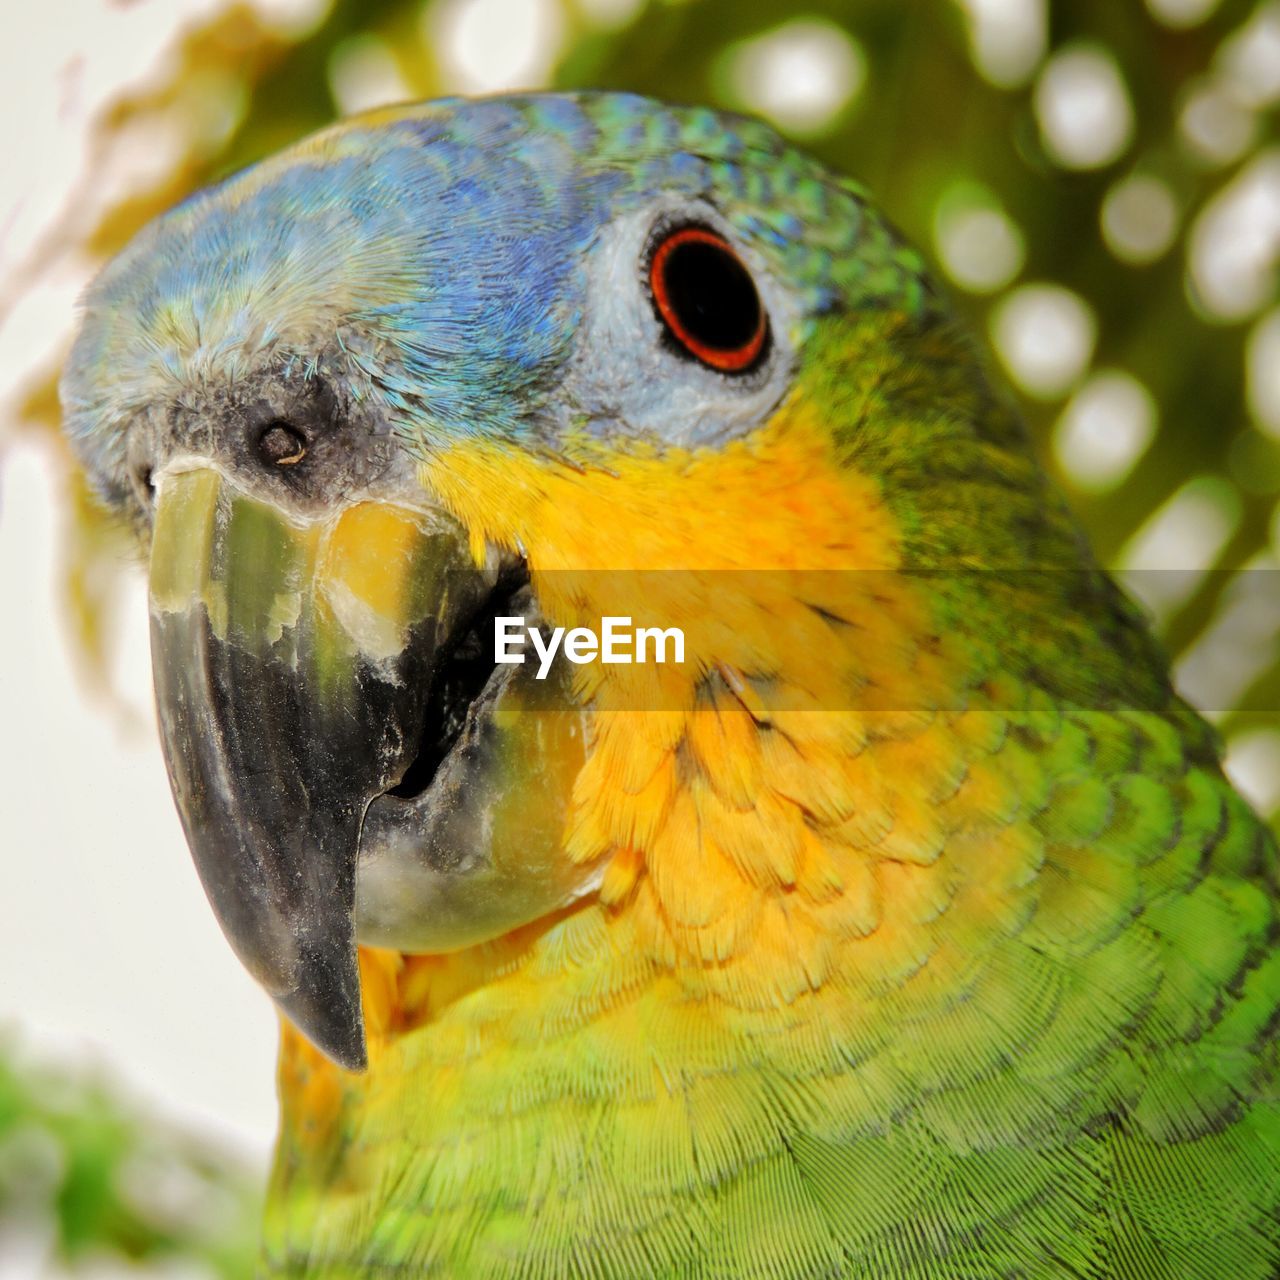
322,1031,369,1075
276,960,370,1074
280,1002,369,1073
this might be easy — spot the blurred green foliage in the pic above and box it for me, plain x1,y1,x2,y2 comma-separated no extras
0,1039,259,1277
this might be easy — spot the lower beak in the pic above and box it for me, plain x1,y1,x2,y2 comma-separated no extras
147,465,498,1070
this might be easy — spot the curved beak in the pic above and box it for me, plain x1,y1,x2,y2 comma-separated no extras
147,465,496,1070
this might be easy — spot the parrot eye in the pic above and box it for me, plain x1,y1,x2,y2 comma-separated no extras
257,420,308,467
648,225,769,374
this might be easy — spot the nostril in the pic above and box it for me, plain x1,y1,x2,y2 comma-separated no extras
257,420,308,467
133,464,154,505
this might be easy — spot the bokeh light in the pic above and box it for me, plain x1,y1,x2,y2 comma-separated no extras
1101,173,1181,263
934,183,1026,294
1146,0,1224,27
991,284,1097,400
1218,1,1280,108
954,0,1047,88
1247,307,1280,437
1053,370,1158,493
1180,77,1258,166
427,0,565,93
1226,727,1280,815
724,19,865,136
1034,44,1134,170
1187,148,1280,320
1120,475,1243,620
578,0,645,27
1176,546,1278,698
329,34,415,115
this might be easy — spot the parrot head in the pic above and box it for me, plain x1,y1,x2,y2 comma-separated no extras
60,93,1165,1072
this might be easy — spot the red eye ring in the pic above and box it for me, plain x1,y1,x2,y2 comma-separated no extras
648,225,769,374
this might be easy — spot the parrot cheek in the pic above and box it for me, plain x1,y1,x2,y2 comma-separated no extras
354,584,597,954
147,462,528,1070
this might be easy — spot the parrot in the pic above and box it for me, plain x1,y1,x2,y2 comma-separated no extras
60,92,1280,1278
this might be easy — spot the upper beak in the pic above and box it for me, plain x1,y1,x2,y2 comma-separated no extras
147,464,498,1070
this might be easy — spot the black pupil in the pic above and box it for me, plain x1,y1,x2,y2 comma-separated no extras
660,239,762,355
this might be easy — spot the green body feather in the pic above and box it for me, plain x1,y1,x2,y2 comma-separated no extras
261,313,1280,1279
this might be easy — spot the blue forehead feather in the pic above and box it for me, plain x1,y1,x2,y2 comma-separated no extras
62,92,930,489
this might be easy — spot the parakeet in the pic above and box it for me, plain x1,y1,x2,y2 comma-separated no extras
61,93,1280,1278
